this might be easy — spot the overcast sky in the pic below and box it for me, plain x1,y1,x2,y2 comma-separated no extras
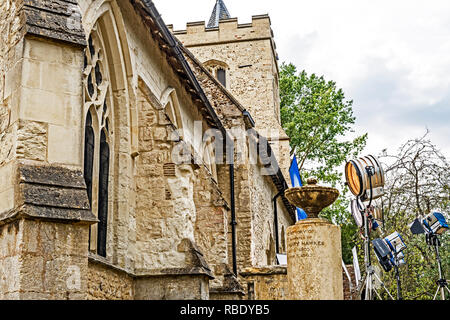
153,0,450,159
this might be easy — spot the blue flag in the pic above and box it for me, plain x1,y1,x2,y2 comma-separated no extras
289,155,307,220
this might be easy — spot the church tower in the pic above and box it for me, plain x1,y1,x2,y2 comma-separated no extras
169,0,291,182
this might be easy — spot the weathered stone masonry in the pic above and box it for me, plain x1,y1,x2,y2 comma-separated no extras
0,0,300,300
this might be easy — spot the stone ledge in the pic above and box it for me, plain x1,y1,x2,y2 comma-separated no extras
134,267,215,280
23,0,86,47
0,163,97,226
87,254,216,282
240,266,287,277
0,204,97,227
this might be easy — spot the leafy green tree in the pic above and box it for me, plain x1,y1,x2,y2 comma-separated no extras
280,63,367,187
279,63,367,263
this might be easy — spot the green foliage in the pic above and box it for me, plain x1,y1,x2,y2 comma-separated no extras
279,63,367,263
280,63,367,187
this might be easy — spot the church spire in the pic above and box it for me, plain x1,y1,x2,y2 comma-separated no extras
207,0,231,28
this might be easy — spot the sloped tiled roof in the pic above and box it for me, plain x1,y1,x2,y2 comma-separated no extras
207,0,231,28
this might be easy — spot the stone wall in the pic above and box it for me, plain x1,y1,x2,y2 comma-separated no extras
87,257,134,300
0,220,21,299
135,81,198,271
241,266,289,300
0,33,86,228
0,0,25,216
16,37,83,166
0,219,90,300
0,0,25,137
193,166,231,289
134,274,210,300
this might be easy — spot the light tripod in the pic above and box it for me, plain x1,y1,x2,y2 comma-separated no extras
356,204,395,300
355,166,395,300
393,252,403,300
426,233,449,300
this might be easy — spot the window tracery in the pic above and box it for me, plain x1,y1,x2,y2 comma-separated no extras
83,26,113,257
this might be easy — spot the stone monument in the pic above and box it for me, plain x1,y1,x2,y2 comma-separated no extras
285,178,344,300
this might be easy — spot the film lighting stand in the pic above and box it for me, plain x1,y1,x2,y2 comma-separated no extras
393,253,403,300
356,206,395,300
427,233,449,300
355,166,395,300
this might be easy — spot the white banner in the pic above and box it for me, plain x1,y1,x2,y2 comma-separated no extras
352,246,361,287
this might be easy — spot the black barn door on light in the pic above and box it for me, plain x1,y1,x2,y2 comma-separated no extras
97,130,110,257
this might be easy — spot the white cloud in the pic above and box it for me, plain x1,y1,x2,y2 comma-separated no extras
153,0,450,158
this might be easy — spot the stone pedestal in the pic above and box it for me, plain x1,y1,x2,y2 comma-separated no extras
240,266,289,300
287,218,343,300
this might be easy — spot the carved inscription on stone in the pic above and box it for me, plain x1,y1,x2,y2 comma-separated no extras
291,229,325,258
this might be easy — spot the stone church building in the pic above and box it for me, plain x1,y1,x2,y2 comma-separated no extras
0,0,308,300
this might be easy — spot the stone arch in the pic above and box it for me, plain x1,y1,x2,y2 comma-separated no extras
203,59,229,71
203,59,229,87
161,87,184,137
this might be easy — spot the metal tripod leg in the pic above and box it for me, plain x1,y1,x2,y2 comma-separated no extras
372,271,395,300
365,273,372,300
433,286,441,300
356,273,368,299
369,273,383,300
433,282,450,300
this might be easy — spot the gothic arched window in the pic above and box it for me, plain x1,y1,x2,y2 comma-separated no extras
203,60,229,88
83,28,113,258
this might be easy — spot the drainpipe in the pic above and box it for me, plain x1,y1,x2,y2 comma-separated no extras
273,190,284,255
230,163,238,276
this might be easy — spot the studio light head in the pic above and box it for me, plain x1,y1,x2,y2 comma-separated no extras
385,232,407,254
372,231,407,273
350,199,383,231
345,155,385,202
409,212,449,236
350,198,364,228
372,238,394,272
423,212,448,235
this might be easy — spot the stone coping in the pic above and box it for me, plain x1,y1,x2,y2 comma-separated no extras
0,163,97,226
24,0,86,46
134,267,215,280
88,253,135,278
240,266,287,277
